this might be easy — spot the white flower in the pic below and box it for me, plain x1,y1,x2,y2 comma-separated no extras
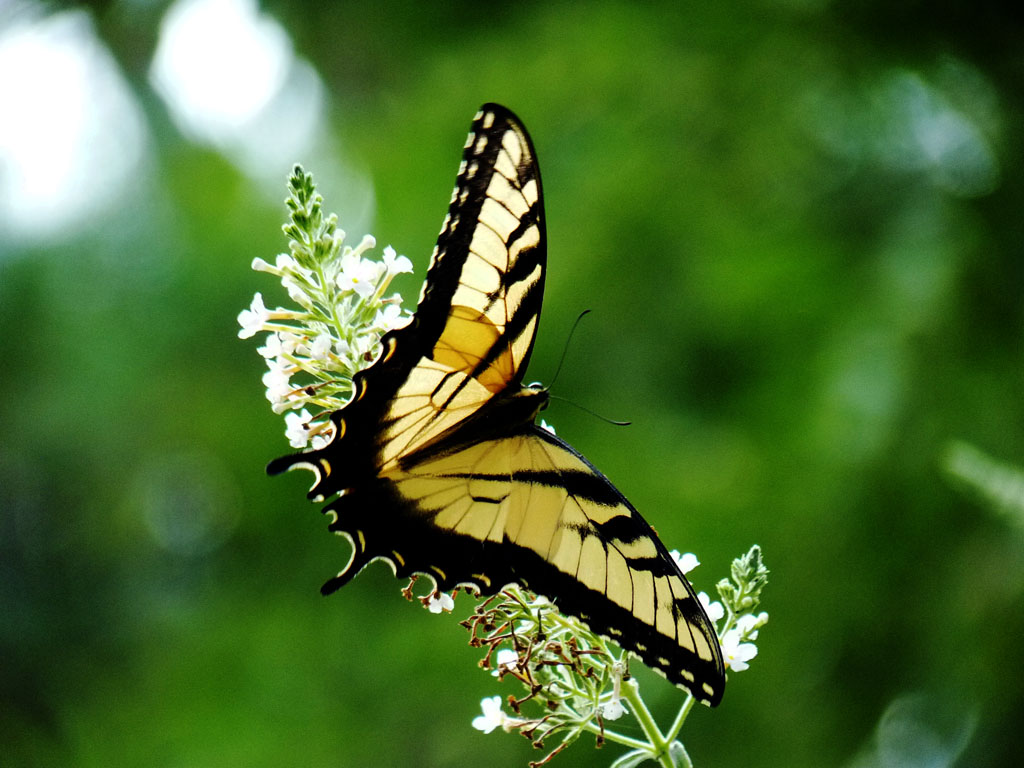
472,695,507,734
261,358,293,404
275,253,298,271
382,245,413,275
426,591,455,614
309,333,332,361
250,256,276,274
492,649,519,676
237,292,270,339
337,252,381,298
275,252,314,281
698,591,725,623
734,611,768,640
257,333,281,359
600,661,629,720
373,303,408,332
721,627,758,672
600,697,628,720
670,551,700,574
310,430,331,450
352,233,376,256
284,409,314,448
258,331,298,359
278,332,301,355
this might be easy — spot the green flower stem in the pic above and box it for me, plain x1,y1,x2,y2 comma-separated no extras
665,693,696,744
618,679,688,768
579,721,648,752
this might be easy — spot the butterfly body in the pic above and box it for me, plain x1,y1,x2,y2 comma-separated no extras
269,104,725,706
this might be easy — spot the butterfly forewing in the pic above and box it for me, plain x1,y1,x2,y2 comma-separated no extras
374,105,546,470
269,104,546,492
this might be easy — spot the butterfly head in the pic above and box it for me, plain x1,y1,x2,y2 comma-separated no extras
525,381,550,409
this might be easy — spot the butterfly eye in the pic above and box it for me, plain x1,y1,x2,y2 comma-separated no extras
526,381,545,391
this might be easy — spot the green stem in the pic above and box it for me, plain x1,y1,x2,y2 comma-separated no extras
579,721,649,752
665,693,695,744
619,679,681,768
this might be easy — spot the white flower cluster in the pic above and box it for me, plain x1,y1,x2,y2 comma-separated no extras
237,166,414,449
671,549,770,674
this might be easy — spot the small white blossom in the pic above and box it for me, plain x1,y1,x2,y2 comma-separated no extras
600,662,629,720
472,696,507,734
373,303,408,333
237,292,270,339
734,611,768,640
600,697,628,720
257,333,281,359
309,333,332,361
382,245,413,275
426,591,455,614
261,359,293,404
258,331,298,359
279,332,302,354
670,551,700,574
352,233,376,257
698,591,725,623
275,252,314,282
337,252,381,298
275,253,297,271
721,628,758,672
250,256,275,273
310,429,332,450
284,409,314,448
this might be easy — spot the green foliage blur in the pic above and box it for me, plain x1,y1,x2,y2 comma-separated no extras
3,1,1022,766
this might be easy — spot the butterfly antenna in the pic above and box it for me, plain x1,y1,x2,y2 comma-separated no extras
546,309,592,390
539,310,631,426
547,394,631,427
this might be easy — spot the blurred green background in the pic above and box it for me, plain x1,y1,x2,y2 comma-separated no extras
3,1,1022,766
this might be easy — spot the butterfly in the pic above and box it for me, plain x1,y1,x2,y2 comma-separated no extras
268,103,725,706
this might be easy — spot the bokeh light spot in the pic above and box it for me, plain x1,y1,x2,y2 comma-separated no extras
0,8,147,244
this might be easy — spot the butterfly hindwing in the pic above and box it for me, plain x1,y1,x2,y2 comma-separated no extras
268,104,726,706
318,425,723,704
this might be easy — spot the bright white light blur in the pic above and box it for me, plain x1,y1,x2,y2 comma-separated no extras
150,0,289,138
0,9,147,243
150,0,323,177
